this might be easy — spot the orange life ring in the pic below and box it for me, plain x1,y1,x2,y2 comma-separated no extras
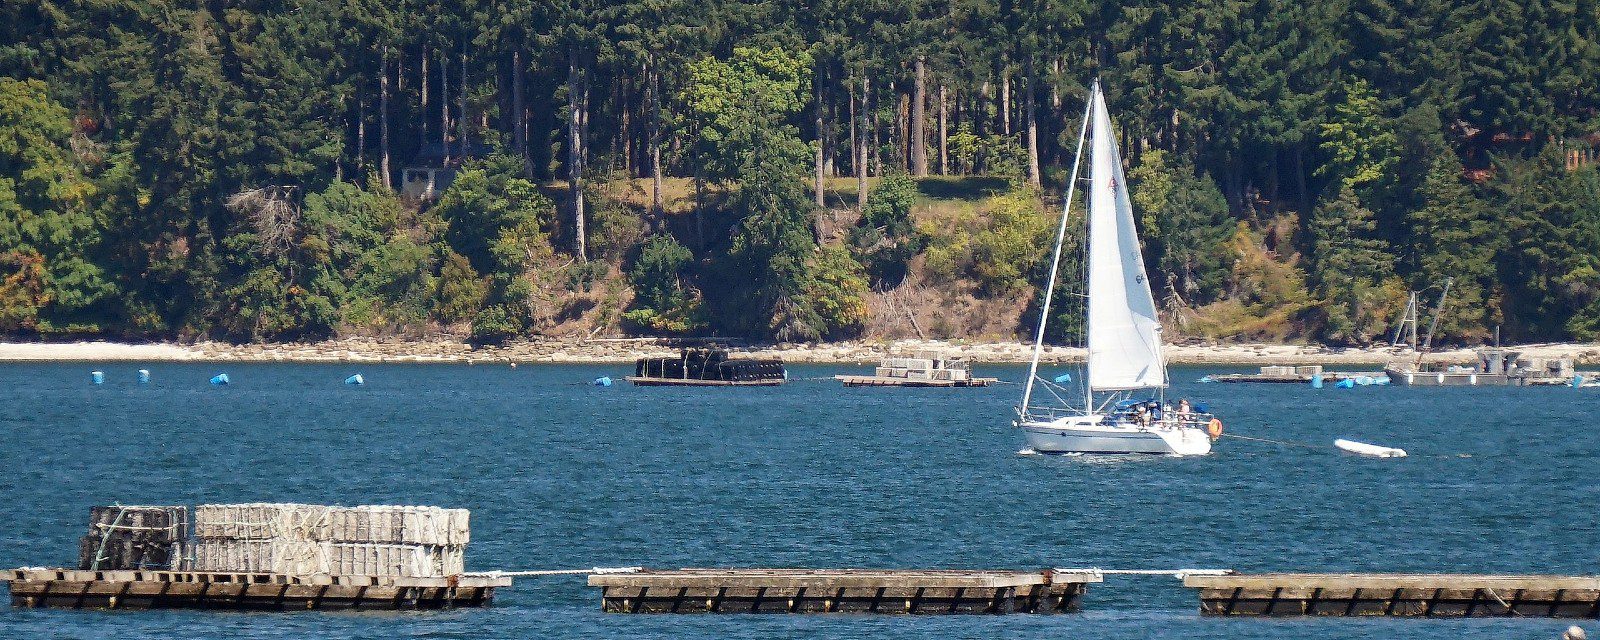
1206,418,1224,439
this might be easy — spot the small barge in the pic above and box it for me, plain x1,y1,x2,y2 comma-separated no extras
627,348,786,386
5,503,510,612
835,354,997,388
1386,347,1593,387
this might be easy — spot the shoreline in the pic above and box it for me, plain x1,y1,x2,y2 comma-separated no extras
3,338,1599,367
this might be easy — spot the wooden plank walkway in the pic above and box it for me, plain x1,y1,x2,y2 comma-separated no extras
588,568,1101,614
834,375,998,388
1185,573,1600,617
4,568,510,610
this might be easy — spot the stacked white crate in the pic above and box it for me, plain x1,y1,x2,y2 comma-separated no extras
325,506,469,577
187,503,468,577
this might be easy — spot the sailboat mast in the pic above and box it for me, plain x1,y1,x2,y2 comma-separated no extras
1019,81,1096,420
1083,86,1098,415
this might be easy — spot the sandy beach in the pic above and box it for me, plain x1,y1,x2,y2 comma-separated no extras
3,337,1599,366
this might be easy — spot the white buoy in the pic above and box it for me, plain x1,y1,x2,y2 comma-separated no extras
137,369,150,383
1334,438,1407,458
1564,625,1587,640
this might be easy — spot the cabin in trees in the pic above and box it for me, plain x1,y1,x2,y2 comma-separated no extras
1457,128,1600,183
1565,133,1600,172
401,141,489,201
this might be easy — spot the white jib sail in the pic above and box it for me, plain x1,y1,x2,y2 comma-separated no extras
1085,86,1167,391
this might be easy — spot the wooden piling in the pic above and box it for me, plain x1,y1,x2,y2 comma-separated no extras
1184,573,1600,618
588,568,1100,614
4,568,510,611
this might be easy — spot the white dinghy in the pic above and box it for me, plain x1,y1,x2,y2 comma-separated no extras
1334,439,1408,458
1013,80,1220,456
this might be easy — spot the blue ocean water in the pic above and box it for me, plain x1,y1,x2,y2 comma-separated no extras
0,361,1595,639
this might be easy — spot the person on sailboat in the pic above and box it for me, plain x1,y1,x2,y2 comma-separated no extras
1177,399,1192,422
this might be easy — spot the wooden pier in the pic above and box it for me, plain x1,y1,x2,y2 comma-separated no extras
588,568,1101,614
4,568,510,611
1185,573,1600,617
834,375,998,388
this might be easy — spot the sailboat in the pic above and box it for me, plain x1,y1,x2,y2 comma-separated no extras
1014,80,1218,456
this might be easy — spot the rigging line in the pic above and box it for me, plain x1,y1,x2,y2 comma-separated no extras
1020,80,1096,419
1217,433,1325,450
470,567,643,578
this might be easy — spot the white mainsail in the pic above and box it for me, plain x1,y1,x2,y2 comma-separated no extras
1085,86,1166,391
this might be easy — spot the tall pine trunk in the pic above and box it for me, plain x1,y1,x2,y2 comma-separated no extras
380,48,392,190
1025,59,1040,187
1000,70,1010,137
814,65,826,207
512,48,528,176
440,46,449,162
618,76,631,175
648,59,664,226
568,49,587,260
649,61,664,226
458,41,468,160
856,73,868,212
938,83,948,175
912,56,927,177
420,44,429,150
869,79,880,178
356,93,366,169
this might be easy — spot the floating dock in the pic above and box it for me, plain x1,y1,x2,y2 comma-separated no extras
588,568,1101,614
1205,365,1383,384
3,568,510,610
835,354,996,388
1185,573,1600,617
834,375,996,388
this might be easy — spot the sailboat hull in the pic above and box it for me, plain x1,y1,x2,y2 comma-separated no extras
1019,416,1212,456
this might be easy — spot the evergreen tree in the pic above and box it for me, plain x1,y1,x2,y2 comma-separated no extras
1404,150,1499,341
1309,185,1399,343
1129,149,1234,305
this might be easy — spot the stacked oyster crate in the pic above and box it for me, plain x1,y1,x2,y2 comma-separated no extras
187,503,469,577
77,506,188,570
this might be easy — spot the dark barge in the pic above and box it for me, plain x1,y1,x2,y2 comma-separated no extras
627,348,787,386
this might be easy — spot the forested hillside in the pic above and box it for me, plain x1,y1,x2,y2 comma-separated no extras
2,0,1598,345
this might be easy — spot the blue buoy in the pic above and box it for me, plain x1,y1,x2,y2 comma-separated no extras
593,376,613,387
1335,378,1355,389
1311,373,1324,389
90,370,104,385
1053,373,1073,383
344,374,364,386
209,373,230,386
1574,374,1584,389
137,369,150,384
